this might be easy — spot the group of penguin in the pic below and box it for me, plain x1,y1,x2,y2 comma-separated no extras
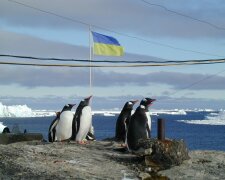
48,96,155,151
115,98,155,151
48,95,94,144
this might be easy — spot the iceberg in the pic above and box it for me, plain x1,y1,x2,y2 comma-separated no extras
0,102,35,117
0,102,56,117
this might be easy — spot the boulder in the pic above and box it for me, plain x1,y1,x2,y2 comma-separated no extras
137,138,190,170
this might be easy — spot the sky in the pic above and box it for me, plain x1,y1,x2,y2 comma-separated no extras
0,0,225,110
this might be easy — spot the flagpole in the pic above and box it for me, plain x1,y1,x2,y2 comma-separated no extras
89,25,92,97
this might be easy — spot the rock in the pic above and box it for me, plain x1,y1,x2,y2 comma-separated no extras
159,150,225,179
137,138,190,170
139,172,151,180
0,133,43,144
0,140,138,179
0,138,224,179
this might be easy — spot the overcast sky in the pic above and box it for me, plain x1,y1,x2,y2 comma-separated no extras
0,0,225,110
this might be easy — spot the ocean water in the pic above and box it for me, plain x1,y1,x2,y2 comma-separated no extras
1,111,225,151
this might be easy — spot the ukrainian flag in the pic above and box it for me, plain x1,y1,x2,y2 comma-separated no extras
92,32,124,56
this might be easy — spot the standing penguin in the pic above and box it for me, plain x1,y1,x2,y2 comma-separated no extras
127,98,155,151
0,122,10,133
71,96,93,144
115,100,138,142
48,111,61,142
50,104,75,142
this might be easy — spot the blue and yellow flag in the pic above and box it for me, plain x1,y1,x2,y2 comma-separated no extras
92,32,124,56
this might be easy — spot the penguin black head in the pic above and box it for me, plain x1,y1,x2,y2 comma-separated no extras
124,100,139,110
80,95,92,107
140,98,156,108
61,104,76,112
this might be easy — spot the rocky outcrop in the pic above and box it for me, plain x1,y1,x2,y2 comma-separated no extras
137,138,190,170
0,139,224,179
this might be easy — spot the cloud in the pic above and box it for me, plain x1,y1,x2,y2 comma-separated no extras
1,0,225,39
0,30,88,58
0,60,225,90
0,29,165,61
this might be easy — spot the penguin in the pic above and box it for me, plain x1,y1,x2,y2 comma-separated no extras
48,111,61,142
126,98,155,151
52,104,75,142
0,122,10,133
85,125,96,141
71,96,92,144
115,100,138,142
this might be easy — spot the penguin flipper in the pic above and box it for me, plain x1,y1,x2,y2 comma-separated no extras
48,118,59,142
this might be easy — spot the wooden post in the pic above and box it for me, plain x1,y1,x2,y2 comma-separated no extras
158,118,165,140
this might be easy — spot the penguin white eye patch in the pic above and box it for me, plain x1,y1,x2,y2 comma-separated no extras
128,102,132,105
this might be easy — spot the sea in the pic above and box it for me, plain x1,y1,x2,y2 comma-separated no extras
1,110,225,151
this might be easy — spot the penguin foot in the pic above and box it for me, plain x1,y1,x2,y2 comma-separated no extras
120,143,127,148
77,141,87,145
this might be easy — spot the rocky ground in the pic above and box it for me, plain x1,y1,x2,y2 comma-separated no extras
159,150,225,180
0,140,225,179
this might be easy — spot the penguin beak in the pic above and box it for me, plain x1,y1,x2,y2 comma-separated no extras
86,95,92,100
85,95,92,101
148,99,156,106
131,100,139,104
69,104,76,108
84,95,92,105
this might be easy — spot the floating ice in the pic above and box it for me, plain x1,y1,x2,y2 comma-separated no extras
151,109,187,115
178,111,225,126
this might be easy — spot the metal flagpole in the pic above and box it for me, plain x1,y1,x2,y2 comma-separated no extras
89,25,92,97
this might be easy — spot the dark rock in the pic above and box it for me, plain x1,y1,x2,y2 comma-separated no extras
137,138,190,170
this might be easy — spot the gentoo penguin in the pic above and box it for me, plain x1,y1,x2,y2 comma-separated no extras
115,100,138,142
0,122,10,133
71,96,93,144
48,111,61,142
127,98,155,151
53,104,75,142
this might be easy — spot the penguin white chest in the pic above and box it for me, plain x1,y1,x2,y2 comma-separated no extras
76,106,92,141
56,111,73,141
146,111,151,131
0,123,7,133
